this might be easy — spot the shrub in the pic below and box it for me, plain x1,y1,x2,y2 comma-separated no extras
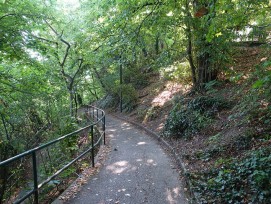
187,96,230,116
121,84,138,112
164,96,229,138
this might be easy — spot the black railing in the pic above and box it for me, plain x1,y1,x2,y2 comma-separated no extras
0,105,105,204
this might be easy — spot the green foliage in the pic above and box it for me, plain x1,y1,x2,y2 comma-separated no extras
252,60,271,91
230,59,271,127
0,0,271,202
57,118,80,156
160,61,191,83
143,106,161,122
99,81,138,112
188,96,230,115
204,80,221,94
121,84,138,112
124,65,151,89
193,146,271,203
164,96,230,138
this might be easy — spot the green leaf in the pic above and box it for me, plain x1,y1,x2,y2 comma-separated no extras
252,80,264,89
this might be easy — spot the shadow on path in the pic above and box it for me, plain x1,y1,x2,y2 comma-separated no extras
65,115,188,204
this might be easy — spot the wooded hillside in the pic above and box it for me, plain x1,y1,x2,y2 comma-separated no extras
0,0,270,203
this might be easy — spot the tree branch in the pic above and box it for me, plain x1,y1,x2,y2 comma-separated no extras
72,59,84,82
132,1,163,14
59,38,71,67
0,13,16,21
134,3,159,38
31,34,58,45
45,20,71,77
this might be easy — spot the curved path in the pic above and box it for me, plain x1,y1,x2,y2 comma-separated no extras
66,115,188,204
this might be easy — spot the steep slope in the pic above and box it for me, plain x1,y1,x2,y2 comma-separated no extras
114,45,271,203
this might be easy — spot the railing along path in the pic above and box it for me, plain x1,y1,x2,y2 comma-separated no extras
0,105,105,204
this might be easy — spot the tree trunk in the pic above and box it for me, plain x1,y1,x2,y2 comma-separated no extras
92,66,108,92
185,0,197,86
0,165,7,204
1,114,10,140
197,48,217,85
187,28,197,85
0,144,13,204
155,34,159,55
69,90,74,117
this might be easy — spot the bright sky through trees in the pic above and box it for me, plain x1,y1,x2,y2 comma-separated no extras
57,0,80,12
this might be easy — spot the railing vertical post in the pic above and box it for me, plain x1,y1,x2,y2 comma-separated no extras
91,125,95,167
32,152,39,204
103,114,106,145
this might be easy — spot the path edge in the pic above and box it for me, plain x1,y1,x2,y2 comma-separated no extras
111,113,200,204
52,143,110,204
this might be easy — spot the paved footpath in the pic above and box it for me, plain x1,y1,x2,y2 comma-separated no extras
66,115,189,204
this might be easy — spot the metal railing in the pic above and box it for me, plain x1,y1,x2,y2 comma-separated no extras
0,105,105,204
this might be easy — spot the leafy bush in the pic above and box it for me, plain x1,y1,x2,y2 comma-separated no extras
188,96,230,116
121,84,138,112
124,66,151,89
193,146,271,204
164,96,230,138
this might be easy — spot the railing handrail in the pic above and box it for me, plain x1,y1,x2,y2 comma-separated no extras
0,105,104,166
0,105,106,204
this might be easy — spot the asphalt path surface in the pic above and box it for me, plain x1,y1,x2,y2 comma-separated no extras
66,114,188,204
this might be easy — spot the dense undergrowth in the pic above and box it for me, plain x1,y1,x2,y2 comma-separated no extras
164,96,231,138
194,146,271,204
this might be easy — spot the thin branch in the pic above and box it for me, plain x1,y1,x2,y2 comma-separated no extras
1,114,10,140
59,38,71,67
72,59,84,82
134,3,158,39
60,69,72,86
45,20,58,36
132,1,163,14
45,20,71,76
131,2,160,53
93,44,103,52
0,13,16,21
31,34,58,45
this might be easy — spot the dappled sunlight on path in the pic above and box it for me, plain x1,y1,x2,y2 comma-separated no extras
64,115,188,204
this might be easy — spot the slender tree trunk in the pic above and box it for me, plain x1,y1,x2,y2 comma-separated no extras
1,114,10,140
155,34,159,55
197,43,217,85
74,93,78,118
0,165,7,204
194,0,218,85
185,0,197,86
0,144,12,204
92,66,108,92
187,29,197,85
69,90,74,117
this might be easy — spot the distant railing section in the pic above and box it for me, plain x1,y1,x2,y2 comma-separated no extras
234,24,271,44
0,105,105,204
